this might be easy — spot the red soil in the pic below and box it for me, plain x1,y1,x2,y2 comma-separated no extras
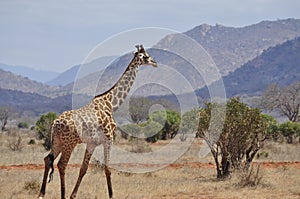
1,161,299,171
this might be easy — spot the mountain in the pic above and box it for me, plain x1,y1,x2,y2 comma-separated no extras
46,56,117,86
2,19,300,116
0,63,59,83
197,36,300,98
0,68,59,97
59,48,204,98
46,65,80,86
0,88,73,116
156,18,300,76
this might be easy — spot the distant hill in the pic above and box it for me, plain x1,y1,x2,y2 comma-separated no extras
0,63,59,83
156,18,300,76
60,49,203,98
46,65,80,86
0,88,92,116
0,88,70,116
197,37,300,98
46,56,117,86
0,68,59,97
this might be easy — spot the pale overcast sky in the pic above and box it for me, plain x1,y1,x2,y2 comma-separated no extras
1,0,300,72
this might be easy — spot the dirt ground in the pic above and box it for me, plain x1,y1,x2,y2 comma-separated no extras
0,134,300,199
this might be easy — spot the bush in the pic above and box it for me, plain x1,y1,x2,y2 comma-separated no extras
261,114,280,141
23,179,40,194
237,164,263,187
278,121,300,143
8,136,24,151
35,112,57,150
18,121,29,129
180,108,199,141
120,110,181,143
28,139,36,145
149,110,181,140
198,98,268,179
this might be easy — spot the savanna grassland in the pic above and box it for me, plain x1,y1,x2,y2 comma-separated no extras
0,131,300,199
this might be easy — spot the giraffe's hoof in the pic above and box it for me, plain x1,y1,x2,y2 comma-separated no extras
38,197,43,199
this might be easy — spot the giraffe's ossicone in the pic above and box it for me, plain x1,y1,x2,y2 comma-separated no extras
38,45,157,199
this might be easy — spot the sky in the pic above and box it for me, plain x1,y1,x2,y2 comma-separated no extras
1,0,300,72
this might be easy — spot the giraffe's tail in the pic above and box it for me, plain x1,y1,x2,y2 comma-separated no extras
48,125,55,183
49,125,54,147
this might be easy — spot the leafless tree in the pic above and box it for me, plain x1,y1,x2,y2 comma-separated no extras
262,82,300,122
0,106,13,131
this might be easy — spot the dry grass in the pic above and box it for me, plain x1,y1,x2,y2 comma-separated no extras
0,132,300,199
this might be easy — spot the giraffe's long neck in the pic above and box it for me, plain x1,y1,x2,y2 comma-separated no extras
107,58,139,111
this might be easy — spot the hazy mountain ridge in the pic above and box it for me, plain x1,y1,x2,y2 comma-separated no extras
46,56,117,86
0,88,71,116
0,63,59,83
1,19,300,116
46,65,80,86
197,36,300,98
0,68,59,97
180,18,300,75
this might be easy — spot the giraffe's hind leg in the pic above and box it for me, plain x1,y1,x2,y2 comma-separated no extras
70,144,96,199
57,145,76,199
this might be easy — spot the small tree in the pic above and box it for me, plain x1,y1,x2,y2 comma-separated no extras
261,114,280,141
0,106,13,131
262,82,300,122
278,121,300,143
18,121,29,129
181,108,199,141
129,97,152,123
198,98,268,179
35,112,57,150
121,110,180,143
149,110,181,140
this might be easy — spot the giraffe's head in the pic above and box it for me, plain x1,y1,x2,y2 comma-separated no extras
134,45,157,67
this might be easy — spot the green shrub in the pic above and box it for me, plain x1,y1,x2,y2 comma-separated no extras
28,139,36,145
35,112,57,150
278,121,300,143
18,121,29,129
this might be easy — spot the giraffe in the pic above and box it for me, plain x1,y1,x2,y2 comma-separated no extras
38,45,157,199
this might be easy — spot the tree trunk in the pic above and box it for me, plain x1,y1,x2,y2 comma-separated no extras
1,118,7,131
221,156,230,179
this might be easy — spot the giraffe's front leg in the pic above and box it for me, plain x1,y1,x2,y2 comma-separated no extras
70,144,95,199
104,142,113,199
